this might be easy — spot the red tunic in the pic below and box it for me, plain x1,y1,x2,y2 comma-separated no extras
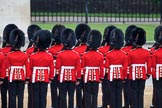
121,46,133,54
81,51,104,82
74,44,87,75
74,44,87,56
48,44,63,57
29,51,54,83
105,50,128,81
149,47,156,72
98,45,110,55
48,44,63,75
128,48,151,80
0,52,6,79
26,46,34,56
0,46,12,77
98,45,111,75
6,51,30,82
0,46,11,56
56,50,81,82
152,48,162,79
121,45,133,75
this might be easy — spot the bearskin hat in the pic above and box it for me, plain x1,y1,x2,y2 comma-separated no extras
132,27,146,46
2,24,18,47
9,29,25,50
110,29,124,50
125,25,137,46
101,25,117,46
27,24,41,42
34,30,52,50
75,23,91,45
51,24,66,45
154,25,162,43
86,30,102,50
61,28,76,49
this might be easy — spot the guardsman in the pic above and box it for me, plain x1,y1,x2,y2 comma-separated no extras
0,24,18,108
149,25,162,108
26,24,41,108
6,29,29,108
128,27,151,108
151,25,162,108
74,23,91,108
26,24,41,55
29,30,54,108
105,28,128,108
82,30,104,108
48,24,65,108
98,25,116,108
122,25,137,108
55,28,81,108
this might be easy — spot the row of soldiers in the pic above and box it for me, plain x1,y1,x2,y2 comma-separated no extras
0,23,161,108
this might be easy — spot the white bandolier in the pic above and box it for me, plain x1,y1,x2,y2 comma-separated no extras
32,66,50,83
9,66,25,82
109,65,122,82
156,64,162,80
60,66,75,83
84,66,100,83
131,63,147,80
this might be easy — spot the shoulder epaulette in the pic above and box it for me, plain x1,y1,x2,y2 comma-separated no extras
120,49,127,55
30,52,38,56
72,50,79,55
107,49,113,53
96,50,104,56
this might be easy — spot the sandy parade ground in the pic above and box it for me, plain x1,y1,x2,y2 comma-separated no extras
0,83,153,108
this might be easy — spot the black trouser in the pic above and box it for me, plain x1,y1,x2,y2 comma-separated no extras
31,82,48,108
8,80,25,108
59,81,76,108
1,78,9,108
152,78,156,107
50,75,59,108
84,81,99,108
28,83,32,108
76,76,84,108
153,78,162,108
130,79,146,108
109,80,123,108
123,79,131,108
101,74,110,108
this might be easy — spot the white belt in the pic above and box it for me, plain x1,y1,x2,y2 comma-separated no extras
109,65,122,82
156,64,162,80
132,64,146,80
84,66,100,83
32,67,49,83
60,66,75,83
10,66,25,82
